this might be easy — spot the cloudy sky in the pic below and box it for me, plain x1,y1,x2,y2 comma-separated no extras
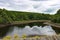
0,0,60,14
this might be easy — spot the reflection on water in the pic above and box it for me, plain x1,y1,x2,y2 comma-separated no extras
6,25,56,37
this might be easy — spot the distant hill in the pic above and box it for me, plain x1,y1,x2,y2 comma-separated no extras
0,8,60,24
0,8,51,24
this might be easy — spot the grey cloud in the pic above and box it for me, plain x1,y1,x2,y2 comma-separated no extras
51,4,60,9
0,0,11,3
9,4,29,10
0,0,60,14
33,5,39,9
43,8,57,13
31,0,48,1
44,9,54,12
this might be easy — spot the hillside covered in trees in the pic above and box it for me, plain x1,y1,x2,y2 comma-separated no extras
0,8,60,24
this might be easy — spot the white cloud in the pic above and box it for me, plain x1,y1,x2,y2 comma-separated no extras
0,0,60,14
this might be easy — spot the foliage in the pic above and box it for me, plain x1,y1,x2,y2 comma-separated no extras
0,8,50,24
2,36,11,40
51,9,60,23
22,34,27,38
14,34,19,40
0,8,60,23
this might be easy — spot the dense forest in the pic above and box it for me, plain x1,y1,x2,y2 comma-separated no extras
0,8,60,24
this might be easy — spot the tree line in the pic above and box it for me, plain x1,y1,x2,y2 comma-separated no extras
0,8,60,24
